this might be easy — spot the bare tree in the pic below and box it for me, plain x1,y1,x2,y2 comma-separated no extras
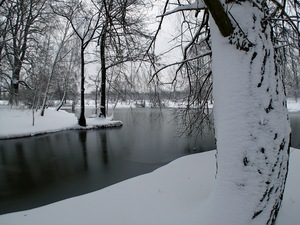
275,1,300,101
88,71,101,115
0,1,10,99
40,20,75,116
8,6,78,111
52,0,101,126
1,0,48,104
94,0,152,117
54,38,80,112
151,0,299,224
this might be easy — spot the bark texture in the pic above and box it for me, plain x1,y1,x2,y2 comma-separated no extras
78,45,86,127
202,0,233,37
99,26,107,118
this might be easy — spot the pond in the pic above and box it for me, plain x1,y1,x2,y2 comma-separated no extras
0,108,299,215
0,108,214,214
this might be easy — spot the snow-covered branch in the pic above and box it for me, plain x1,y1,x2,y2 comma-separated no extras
157,0,206,17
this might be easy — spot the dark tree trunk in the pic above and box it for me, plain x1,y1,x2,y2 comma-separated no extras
78,45,86,126
10,58,22,105
203,0,233,37
56,91,66,111
99,27,107,118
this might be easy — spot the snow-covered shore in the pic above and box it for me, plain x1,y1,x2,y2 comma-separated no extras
287,98,300,112
0,107,122,140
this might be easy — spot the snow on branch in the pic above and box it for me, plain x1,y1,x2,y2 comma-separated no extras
157,0,206,17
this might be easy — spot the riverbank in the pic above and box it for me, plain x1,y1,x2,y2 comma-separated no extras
0,107,122,140
287,98,300,112
0,148,299,225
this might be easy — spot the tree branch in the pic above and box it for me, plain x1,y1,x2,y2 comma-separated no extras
202,0,234,37
149,51,212,83
157,0,206,17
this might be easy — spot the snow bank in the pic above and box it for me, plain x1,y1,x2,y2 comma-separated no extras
0,108,122,140
0,149,299,225
287,99,300,112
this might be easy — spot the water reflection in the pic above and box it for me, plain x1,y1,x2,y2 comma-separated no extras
100,131,109,164
0,131,94,213
15,143,34,191
290,113,300,149
79,131,88,170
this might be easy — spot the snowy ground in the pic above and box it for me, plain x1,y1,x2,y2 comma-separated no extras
0,100,299,224
287,98,300,112
0,107,122,140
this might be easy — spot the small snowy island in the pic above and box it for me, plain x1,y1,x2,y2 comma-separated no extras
0,106,122,140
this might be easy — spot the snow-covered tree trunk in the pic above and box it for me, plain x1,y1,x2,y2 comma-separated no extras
204,1,291,225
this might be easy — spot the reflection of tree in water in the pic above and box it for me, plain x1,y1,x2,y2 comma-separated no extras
0,145,7,165
15,142,35,192
79,131,88,171
99,131,109,164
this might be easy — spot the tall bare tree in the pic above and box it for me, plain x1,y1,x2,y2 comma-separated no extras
94,0,152,117
40,20,75,116
1,0,48,104
52,0,101,126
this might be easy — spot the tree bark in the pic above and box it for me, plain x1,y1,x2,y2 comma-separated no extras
9,0,33,105
203,1,291,225
99,23,107,118
202,0,233,37
10,58,21,105
56,91,66,111
78,45,86,126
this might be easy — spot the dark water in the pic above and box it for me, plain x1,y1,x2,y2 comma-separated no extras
0,109,299,215
290,113,300,149
0,108,215,214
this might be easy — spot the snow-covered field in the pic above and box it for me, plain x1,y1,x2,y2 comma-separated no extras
0,100,299,224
